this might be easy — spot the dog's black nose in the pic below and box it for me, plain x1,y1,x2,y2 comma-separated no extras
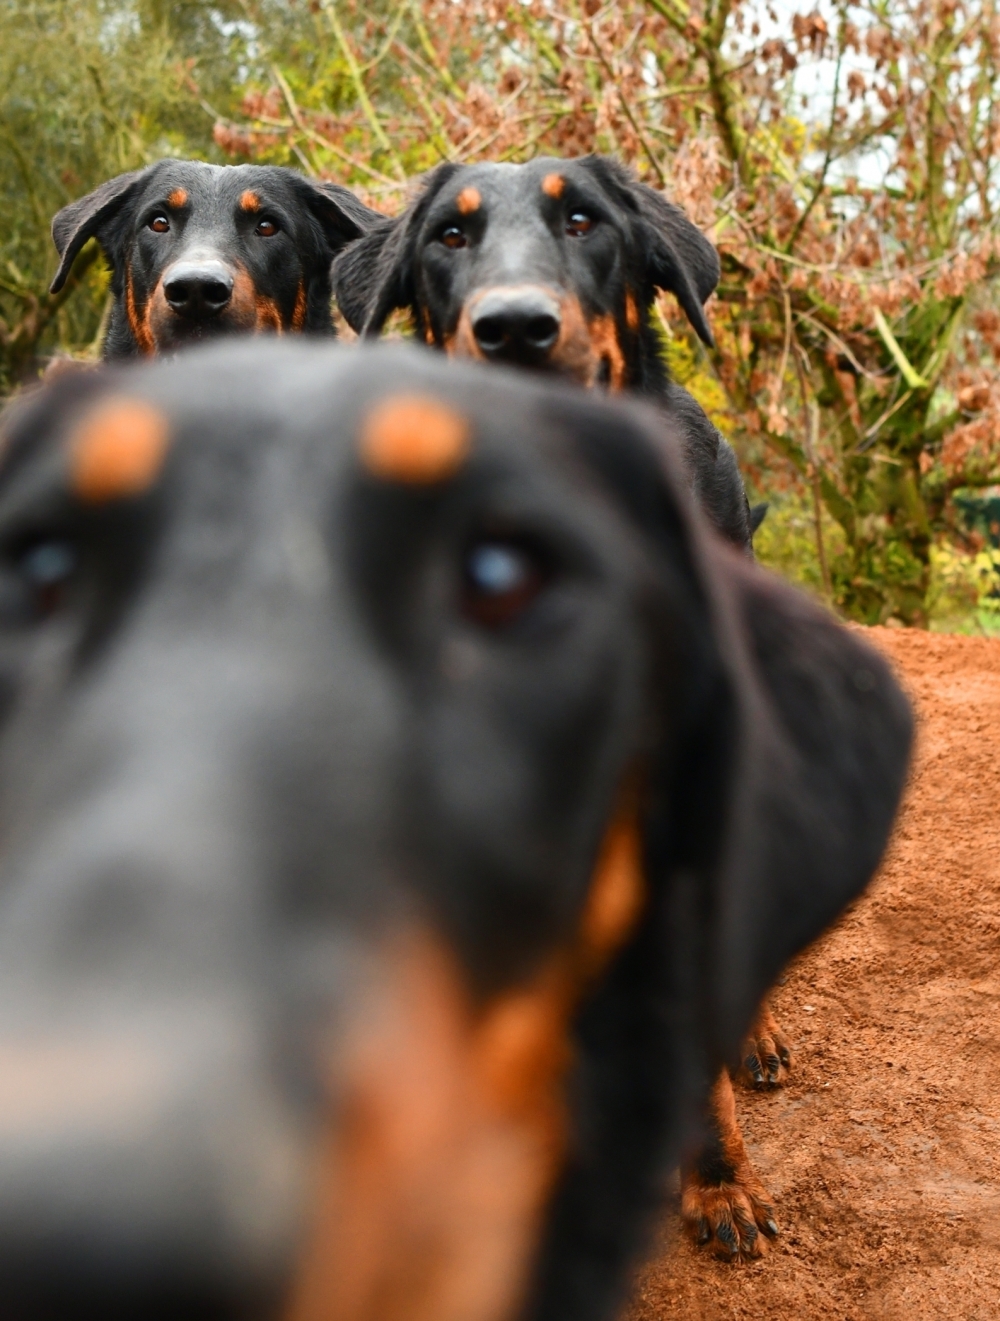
163,260,235,321
469,287,562,365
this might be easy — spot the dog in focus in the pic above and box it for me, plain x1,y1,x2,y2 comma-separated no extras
0,341,910,1321
50,160,382,358
332,155,758,549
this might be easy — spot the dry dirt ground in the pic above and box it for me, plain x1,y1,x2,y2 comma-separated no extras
627,626,1000,1321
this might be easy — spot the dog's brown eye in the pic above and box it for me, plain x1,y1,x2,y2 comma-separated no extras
566,212,593,237
149,216,170,234
462,540,545,628
255,219,278,237
441,227,468,250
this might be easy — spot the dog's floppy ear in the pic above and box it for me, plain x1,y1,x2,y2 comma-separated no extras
330,217,408,334
567,399,911,1062
582,158,720,347
703,552,913,1049
633,186,719,348
50,168,149,294
291,176,385,254
331,163,460,335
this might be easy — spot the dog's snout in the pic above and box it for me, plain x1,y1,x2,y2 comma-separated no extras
469,287,562,365
163,259,235,320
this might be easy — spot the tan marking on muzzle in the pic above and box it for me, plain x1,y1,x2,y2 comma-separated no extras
456,186,482,215
124,264,155,356
239,189,262,212
586,313,627,391
541,173,565,199
166,187,188,209
360,395,471,484
286,805,645,1321
70,398,170,503
625,290,640,332
292,281,308,331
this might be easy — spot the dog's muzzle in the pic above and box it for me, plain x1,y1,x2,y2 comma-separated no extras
468,286,562,367
163,256,235,323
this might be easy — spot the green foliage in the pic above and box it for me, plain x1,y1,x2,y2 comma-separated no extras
927,540,1000,636
753,487,845,604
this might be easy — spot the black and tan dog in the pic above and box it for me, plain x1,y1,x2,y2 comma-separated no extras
0,341,909,1321
332,155,756,549
50,160,382,358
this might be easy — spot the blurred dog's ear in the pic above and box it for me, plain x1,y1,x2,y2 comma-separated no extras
565,402,911,1062
583,409,911,1052
702,554,912,1049
291,176,385,254
331,163,460,335
50,168,148,294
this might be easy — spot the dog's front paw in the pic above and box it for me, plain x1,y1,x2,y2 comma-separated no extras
738,998,792,1089
681,1167,778,1261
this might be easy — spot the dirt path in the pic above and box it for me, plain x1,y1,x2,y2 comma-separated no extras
628,627,1000,1321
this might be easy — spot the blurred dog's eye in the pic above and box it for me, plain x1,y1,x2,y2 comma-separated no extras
441,227,468,250
462,540,546,628
3,539,80,622
566,212,594,237
255,219,278,237
149,216,170,234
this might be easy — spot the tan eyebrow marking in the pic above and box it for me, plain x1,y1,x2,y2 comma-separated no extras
166,188,188,208
360,396,471,484
456,186,481,215
541,173,565,199
239,189,261,212
70,398,171,503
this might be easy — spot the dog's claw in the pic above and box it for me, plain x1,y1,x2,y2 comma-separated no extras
738,1011,793,1091
682,1174,776,1263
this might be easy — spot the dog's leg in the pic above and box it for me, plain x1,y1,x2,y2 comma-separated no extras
737,996,792,1089
680,1070,778,1261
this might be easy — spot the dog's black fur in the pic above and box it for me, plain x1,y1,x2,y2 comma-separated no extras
332,156,755,549
0,342,910,1321
51,160,382,358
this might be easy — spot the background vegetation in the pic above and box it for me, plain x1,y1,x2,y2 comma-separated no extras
3,0,1000,629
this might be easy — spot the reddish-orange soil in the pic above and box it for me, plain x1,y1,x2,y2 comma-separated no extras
628,627,1000,1321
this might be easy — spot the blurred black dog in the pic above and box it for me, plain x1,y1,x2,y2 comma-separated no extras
50,160,381,357
0,342,909,1321
332,156,759,548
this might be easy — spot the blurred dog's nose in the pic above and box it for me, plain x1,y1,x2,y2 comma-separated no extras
469,287,562,365
0,1027,303,1321
163,260,234,321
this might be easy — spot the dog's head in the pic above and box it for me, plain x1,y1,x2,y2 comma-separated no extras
332,157,719,388
51,161,382,357
0,342,909,1321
